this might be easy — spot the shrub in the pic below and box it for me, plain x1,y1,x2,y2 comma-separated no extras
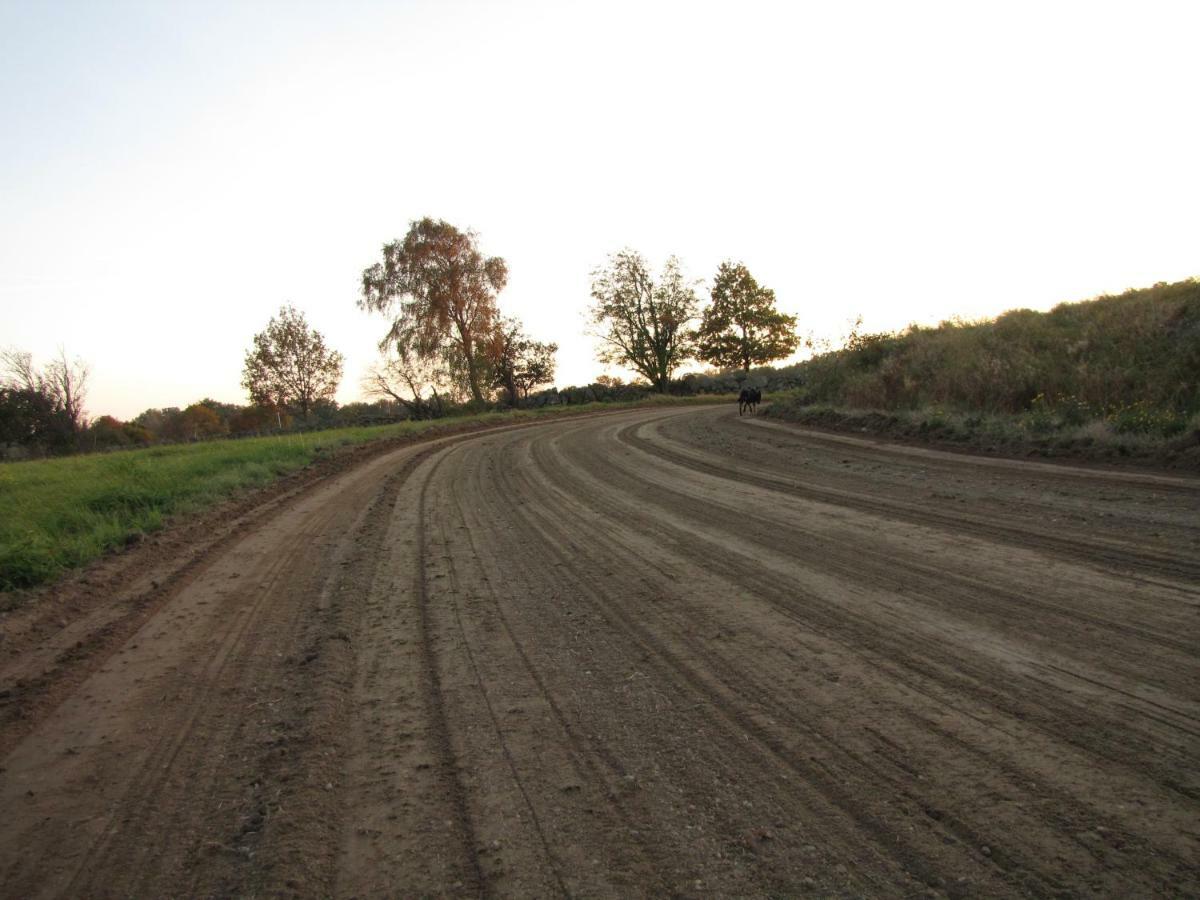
1106,401,1189,437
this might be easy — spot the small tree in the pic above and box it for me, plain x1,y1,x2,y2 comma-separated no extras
1,347,89,452
588,250,699,392
696,262,799,372
0,385,73,454
179,403,227,439
361,337,449,419
132,407,177,441
87,415,131,449
241,305,344,418
229,405,290,434
360,218,507,404
488,318,558,406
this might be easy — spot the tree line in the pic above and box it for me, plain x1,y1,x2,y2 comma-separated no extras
1,217,802,458
354,218,799,409
0,348,90,456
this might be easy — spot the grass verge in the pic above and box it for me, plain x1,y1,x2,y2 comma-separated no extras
764,394,1200,472
0,395,730,593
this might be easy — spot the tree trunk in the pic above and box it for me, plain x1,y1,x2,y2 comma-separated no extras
459,330,485,404
466,363,485,404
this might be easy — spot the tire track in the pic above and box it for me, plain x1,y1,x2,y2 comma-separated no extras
411,449,488,896
590,419,1198,717
504,413,1197,893
427,452,569,897
447,446,673,894
549,417,1200,795
485,431,964,895
628,414,1200,586
4,405,1197,898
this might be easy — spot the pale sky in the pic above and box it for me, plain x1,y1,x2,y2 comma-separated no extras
2,0,1197,420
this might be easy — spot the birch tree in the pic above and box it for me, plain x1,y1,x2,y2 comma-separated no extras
360,218,507,404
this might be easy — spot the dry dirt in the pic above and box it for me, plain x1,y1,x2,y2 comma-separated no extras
1,405,1198,898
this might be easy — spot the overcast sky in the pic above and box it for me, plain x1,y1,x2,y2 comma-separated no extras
2,0,1197,419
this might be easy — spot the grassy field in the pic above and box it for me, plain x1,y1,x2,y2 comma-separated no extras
0,395,730,593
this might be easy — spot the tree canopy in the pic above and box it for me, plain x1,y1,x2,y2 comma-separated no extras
241,305,344,417
695,262,799,371
360,218,508,404
488,318,558,406
0,347,89,455
588,250,699,392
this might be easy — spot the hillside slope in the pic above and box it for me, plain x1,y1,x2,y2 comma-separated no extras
796,278,1199,419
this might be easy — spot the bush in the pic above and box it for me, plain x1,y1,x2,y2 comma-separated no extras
1106,401,1189,437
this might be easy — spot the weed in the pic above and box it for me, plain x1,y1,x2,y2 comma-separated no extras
1106,401,1189,437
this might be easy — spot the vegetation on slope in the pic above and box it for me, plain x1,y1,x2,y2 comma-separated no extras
766,278,1200,466
797,279,1198,419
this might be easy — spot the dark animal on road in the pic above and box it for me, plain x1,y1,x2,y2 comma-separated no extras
738,388,761,416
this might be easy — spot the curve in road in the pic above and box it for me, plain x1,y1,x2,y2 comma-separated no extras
1,405,1197,897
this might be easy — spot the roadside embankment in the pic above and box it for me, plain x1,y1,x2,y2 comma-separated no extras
764,396,1200,473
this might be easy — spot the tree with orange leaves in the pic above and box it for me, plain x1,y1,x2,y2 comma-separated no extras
359,218,508,405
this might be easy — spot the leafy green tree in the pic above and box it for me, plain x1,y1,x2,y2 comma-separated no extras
588,250,699,392
360,218,507,404
179,403,226,439
122,421,154,445
87,415,131,449
196,397,242,429
241,305,344,418
132,407,180,441
0,348,88,454
489,318,558,406
0,385,74,454
696,262,799,372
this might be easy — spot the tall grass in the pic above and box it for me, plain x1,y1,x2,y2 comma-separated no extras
795,279,1199,421
0,396,730,593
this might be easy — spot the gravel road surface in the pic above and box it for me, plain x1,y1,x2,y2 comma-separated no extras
1,405,1197,897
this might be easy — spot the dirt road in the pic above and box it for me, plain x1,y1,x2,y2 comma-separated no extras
2,405,1198,897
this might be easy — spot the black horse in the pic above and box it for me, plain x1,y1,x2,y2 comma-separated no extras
738,387,761,416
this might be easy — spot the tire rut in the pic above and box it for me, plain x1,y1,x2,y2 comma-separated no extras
505,413,1197,894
